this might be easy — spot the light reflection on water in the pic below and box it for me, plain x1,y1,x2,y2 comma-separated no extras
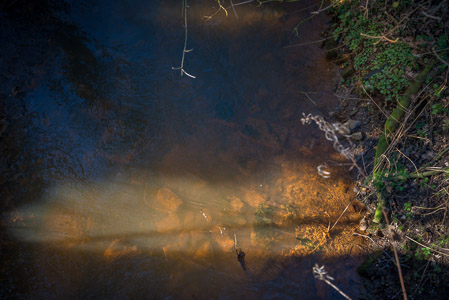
5,0,364,298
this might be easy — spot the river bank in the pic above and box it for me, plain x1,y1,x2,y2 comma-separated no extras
322,1,449,299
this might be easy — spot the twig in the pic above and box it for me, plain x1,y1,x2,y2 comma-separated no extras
312,264,352,300
217,0,229,16
311,2,335,15
405,236,449,257
421,145,449,169
352,233,395,260
301,92,317,105
395,148,419,175
329,198,356,232
360,33,399,44
229,0,238,18
172,0,196,78
421,11,441,21
284,37,332,48
383,208,408,300
415,260,431,296
360,85,390,119
230,0,254,7
432,47,449,67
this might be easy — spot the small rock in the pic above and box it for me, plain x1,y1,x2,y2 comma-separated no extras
359,217,368,231
104,239,140,261
155,187,183,212
243,190,265,208
230,196,244,212
343,119,362,133
213,234,234,252
341,64,355,79
349,132,363,140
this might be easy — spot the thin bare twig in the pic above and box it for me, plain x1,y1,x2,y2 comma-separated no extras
421,11,441,21
360,33,399,44
383,208,408,300
229,0,239,18
360,84,390,119
329,198,356,232
230,0,254,7
172,0,196,78
405,236,449,257
301,92,318,105
284,37,332,48
311,2,335,15
312,264,352,300
395,148,419,175
432,47,449,67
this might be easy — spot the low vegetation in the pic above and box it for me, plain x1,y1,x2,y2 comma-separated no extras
325,0,449,298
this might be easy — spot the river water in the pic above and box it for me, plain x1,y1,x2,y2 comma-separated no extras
1,0,364,298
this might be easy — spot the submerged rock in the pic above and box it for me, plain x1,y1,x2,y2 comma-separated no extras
229,196,244,212
212,233,234,252
243,190,265,208
156,213,181,233
194,240,213,259
154,187,183,212
349,132,364,140
104,239,140,261
338,119,361,135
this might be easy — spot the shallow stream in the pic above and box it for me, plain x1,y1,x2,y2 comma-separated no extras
2,0,364,298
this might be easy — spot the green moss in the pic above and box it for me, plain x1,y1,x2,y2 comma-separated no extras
332,1,416,102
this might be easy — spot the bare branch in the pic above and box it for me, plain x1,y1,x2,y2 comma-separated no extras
173,0,196,79
432,47,449,67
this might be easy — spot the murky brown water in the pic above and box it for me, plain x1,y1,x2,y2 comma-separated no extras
1,0,364,298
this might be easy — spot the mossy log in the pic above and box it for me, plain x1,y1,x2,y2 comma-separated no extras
372,61,436,224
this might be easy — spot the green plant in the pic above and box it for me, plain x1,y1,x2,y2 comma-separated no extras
418,177,429,189
431,102,447,114
415,247,431,260
415,122,428,137
404,202,413,219
439,235,449,247
432,84,446,99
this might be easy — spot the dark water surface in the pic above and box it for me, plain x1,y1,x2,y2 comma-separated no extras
1,0,365,298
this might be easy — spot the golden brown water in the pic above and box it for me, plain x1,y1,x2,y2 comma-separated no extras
3,0,364,298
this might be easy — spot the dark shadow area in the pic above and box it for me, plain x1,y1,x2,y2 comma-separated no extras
358,249,449,300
